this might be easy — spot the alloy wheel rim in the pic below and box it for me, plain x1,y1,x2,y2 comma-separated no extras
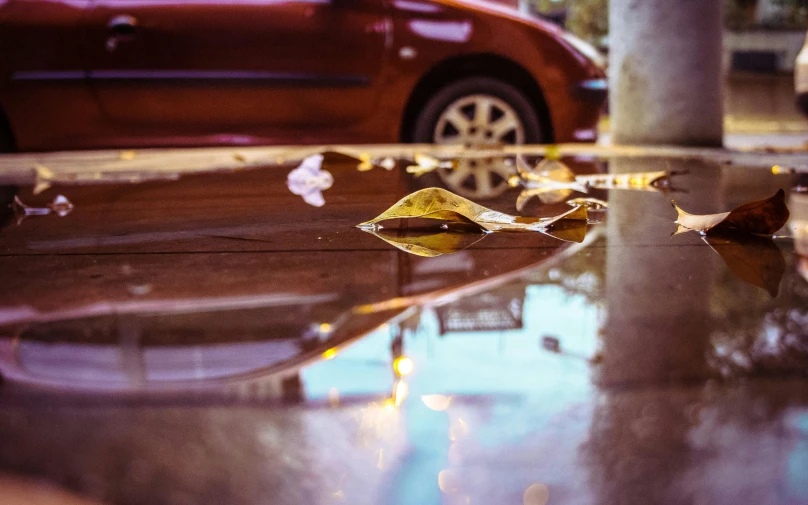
433,94,525,199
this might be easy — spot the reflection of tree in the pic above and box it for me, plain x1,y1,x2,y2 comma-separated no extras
532,0,608,46
725,0,808,28
524,235,607,305
527,233,808,381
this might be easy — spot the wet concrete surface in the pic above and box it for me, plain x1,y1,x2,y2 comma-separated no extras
0,151,807,504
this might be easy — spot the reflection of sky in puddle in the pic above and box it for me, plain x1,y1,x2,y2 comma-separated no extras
303,284,598,400
302,284,601,505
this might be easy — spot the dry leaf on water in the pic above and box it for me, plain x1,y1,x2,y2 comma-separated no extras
511,157,672,211
357,187,588,241
512,158,587,210
364,225,488,257
673,189,789,236
577,171,671,191
318,150,395,172
703,229,785,297
405,154,458,176
11,195,74,225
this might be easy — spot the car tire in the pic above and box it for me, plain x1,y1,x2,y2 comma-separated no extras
411,77,546,199
413,77,545,144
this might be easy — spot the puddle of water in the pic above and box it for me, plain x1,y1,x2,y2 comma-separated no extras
0,152,807,504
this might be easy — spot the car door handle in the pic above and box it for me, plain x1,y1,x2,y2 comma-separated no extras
106,14,138,53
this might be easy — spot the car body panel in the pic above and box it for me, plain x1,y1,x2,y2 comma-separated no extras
0,0,605,151
0,0,103,149
84,0,390,141
380,0,603,143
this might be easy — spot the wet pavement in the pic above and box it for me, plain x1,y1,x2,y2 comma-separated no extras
0,149,807,505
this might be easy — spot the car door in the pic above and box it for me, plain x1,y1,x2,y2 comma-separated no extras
0,0,100,151
84,0,391,144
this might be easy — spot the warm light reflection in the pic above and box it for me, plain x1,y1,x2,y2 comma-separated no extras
523,483,550,505
356,398,405,470
421,394,452,411
319,323,332,333
328,387,340,407
393,356,414,376
321,348,338,360
449,417,469,441
448,442,463,465
393,380,409,406
438,469,460,494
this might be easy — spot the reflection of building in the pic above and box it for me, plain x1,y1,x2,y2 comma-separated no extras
436,286,525,334
725,31,804,73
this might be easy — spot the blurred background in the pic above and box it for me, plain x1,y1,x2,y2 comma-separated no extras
526,0,808,136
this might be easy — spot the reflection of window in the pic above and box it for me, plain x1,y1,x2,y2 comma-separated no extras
732,50,780,73
407,20,472,44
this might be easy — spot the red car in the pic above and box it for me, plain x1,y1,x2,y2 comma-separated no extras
0,0,605,153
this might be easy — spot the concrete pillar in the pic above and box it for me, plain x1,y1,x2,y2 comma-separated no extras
609,0,724,146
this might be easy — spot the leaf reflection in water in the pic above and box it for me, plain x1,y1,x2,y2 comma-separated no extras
567,197,608,210
511,157,587,210
703,229,786,297
510,157,674,211
361,224,488,257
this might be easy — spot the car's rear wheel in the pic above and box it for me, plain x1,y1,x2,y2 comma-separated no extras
412,77,545,199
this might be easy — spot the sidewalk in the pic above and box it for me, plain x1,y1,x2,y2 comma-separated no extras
598,116,808,150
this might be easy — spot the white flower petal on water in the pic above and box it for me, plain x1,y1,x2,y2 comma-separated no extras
287,154,334,207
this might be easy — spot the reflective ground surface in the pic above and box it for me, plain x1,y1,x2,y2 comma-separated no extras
0,152,807,505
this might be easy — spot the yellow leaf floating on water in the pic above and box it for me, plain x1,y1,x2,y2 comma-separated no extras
405,154,457,177
672,189,789,236
513,157,587,210
512,157,674,211
356,187,588,237
357,154,374,172
578,171,670,191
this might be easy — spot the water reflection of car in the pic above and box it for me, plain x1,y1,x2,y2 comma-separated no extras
0,0,606,157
